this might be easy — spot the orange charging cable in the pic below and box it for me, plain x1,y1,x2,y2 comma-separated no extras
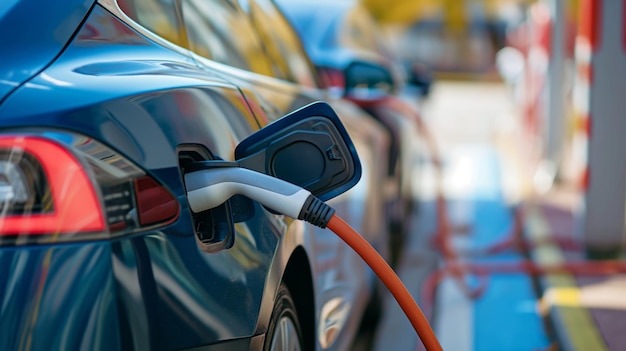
327,214,443,351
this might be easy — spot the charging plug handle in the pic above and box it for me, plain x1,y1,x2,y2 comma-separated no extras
298,195,335,228
185,166,335,228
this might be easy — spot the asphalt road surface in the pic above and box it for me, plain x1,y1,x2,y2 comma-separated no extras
353,80,551,351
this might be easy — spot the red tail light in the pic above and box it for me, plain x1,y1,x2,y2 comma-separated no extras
0,132,179,244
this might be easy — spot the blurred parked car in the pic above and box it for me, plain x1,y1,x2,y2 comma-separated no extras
0,0,392,350
276,0,429,263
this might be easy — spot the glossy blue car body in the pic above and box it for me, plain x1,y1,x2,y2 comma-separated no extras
0,0,386,349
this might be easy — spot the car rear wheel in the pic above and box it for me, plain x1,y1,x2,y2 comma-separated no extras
264,283,303,351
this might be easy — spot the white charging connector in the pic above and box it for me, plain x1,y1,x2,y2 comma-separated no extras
185,166,335,228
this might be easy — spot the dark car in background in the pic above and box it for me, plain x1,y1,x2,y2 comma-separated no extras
0,0,391,350
276,0,431,263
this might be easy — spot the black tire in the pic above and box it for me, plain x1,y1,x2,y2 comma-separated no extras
264,283,303,351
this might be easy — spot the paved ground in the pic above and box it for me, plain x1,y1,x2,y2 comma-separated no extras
366,80,553,351
354,78,626,351
348,74,626,351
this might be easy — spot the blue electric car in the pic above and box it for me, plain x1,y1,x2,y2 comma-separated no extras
0,0,391,350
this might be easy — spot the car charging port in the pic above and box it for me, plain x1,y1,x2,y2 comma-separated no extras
178,148,236,251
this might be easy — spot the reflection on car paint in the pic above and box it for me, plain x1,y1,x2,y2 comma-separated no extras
0,244,118,351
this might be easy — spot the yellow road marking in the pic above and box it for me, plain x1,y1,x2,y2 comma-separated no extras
526,204,608,351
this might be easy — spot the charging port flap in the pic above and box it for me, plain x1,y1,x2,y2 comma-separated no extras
235,101,362,201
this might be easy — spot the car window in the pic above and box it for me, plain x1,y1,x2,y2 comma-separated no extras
117,0,185,47
180,0,274,76
246,0,319,88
